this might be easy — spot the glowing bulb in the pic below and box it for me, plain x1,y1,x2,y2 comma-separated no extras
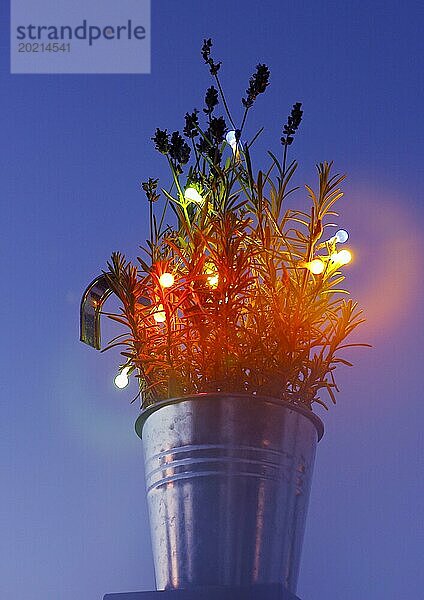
331,250,352,265
226,130,237,147
307,259,325,275
207,273,219,288
225,130,242,157
159,272,174,288
335,229,349,244
114,375,128,389
205,265,219,289
184,186,203,204
153,304,166,323
114,367,130,389
337,249,352,265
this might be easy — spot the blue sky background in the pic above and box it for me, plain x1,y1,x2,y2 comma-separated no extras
1,1,424,599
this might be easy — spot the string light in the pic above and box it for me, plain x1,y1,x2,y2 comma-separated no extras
307,259,325,275
337,249,352,265
324,229,349,245
226,130,237,150
205,265,219,288
184,186,203,204
159,272,174,288
335,229,349,244
207,273,219,288
331,250,352,265
153,304,166,323
114,366,130,389
225,130,242,158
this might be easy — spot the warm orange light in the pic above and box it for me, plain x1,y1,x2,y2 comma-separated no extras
153,304,166,323
307,259,325,275
159,272,175,288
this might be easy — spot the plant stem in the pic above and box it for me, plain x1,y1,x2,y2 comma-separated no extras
213,73,237,129
149,199,153,257
239,107,249,135
282,143,288,178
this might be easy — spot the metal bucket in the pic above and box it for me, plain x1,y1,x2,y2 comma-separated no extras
135,393,323,594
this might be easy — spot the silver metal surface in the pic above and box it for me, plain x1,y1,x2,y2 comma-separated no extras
138,394,323,594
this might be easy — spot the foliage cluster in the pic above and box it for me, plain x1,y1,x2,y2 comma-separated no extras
103,40,366,410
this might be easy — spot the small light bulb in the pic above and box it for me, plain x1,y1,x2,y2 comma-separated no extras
225,130,242,157
337,249,352,265
153,304,166,323
114,367,130,389
184,187,203,204
307,259,325,275
159,272,174,288
335,229,349,244
205,265,219,288
114,375,128,389
207,274,219,288
226,130,237,147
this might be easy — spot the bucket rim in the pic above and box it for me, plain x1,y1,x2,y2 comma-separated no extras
135,392,324,441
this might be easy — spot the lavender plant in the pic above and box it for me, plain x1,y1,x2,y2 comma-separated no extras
102,39,367,410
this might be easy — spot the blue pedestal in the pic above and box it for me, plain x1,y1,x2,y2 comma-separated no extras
104,584,301,600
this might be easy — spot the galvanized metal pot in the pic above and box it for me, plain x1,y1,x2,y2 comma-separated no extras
135,393,323,594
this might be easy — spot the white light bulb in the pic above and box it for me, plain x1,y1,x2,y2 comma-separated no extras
184,187,203,204
226,130,237,146
207,273,219,288
331,250,352,265
205,265,219,288
114,367,130,389
335,229,349,244
159,272,174,288
337,249,352,265
225,130,242,156
307,259,325,275
153,304,166,323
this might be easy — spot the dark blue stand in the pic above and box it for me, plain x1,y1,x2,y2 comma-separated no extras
104,584,301,599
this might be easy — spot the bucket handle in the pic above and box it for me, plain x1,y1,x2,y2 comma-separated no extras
80,274,113,350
